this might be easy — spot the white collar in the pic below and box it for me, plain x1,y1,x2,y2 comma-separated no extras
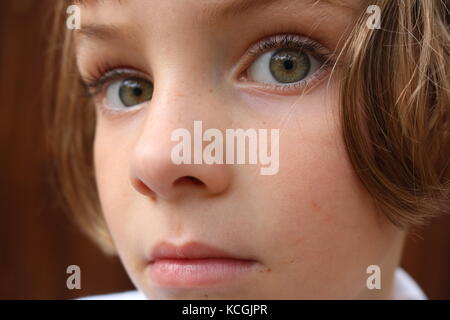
392,268,427,299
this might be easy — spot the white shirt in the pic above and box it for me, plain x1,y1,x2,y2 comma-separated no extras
392,268,427,299
78,268,427,300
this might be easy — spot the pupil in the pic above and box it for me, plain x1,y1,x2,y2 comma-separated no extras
284,60,294,70
133,87,142,96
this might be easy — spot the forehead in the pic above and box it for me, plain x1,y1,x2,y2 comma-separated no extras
74,0,362,15
73,0,364,37
73,0,365,57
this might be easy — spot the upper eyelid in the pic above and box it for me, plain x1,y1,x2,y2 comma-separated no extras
92,68,148,84
246,34,331,55
83,68,149,95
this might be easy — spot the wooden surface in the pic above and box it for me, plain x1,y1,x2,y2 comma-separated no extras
0,0,449,300
0,0,134,300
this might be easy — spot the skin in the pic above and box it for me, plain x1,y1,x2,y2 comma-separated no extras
75,0,406,299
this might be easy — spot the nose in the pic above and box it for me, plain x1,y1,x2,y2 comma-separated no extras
129,104,232,203
130,146,231,201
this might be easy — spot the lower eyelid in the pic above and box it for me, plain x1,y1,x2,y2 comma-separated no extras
239,62,331,94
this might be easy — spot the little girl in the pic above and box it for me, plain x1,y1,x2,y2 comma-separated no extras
47,0,449,299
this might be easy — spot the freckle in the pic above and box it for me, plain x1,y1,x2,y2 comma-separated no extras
208,88,214,93
204,294,208,298
266,267,272,272
282,258,296,264
311,200,321,211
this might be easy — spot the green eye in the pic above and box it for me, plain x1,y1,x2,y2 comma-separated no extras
269,48,310,83
118,77,154,107
247,45,321,87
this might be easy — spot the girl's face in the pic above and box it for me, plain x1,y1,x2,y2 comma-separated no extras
76,0,405,299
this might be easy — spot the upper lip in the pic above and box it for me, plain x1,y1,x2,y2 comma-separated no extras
147,241,249,263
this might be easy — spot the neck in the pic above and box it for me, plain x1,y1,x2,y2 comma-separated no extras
356,231,406,300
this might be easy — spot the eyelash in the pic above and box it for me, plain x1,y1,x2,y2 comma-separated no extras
83,63,136,96
80,34,336,113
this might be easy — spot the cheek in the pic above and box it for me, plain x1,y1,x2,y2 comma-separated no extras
93,125,137,247
270,134,383,258
248,93,399,297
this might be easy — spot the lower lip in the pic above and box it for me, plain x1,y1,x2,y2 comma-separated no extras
148,258,257,287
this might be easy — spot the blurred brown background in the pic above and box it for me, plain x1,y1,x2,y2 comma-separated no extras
0,0,449,299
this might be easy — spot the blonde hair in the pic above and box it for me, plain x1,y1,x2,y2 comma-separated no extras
45,0,450,254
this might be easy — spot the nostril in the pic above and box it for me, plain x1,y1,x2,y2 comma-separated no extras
132,178,156,197
173,176,205,187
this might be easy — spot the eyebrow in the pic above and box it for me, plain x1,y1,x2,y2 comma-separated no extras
202,0,357,22
76,23,136,44
76,0,357,43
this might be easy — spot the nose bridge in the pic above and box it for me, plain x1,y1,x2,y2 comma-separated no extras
139,74,214,147
143,9,224,125
128,69,232,202
138,41,229,149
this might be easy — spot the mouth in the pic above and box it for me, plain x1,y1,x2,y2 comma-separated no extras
146,241,259,287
